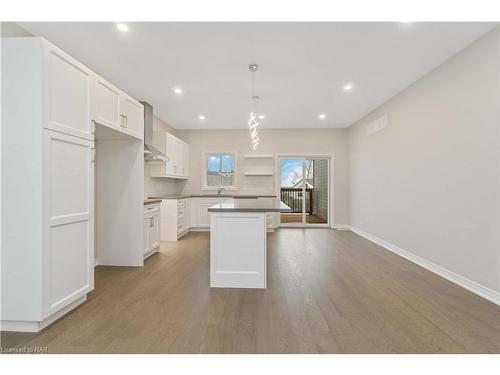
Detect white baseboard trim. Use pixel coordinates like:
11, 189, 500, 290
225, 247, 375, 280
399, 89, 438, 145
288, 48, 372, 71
1, 295, 87, 332
332, 224, 350, 230
347, 225, 500, 306
190, 227, 210, 232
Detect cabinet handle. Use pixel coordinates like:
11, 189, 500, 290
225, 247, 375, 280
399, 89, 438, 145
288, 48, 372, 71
123, 115, 128, 128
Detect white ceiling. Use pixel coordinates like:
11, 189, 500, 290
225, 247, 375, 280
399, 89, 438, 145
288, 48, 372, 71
20, 22, 496, 129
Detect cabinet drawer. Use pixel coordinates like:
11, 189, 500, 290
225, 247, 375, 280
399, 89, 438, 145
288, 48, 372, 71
144, 204, 160, 215
177, 223, 184, 233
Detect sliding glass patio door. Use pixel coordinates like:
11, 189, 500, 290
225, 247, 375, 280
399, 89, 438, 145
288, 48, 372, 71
279, 156, 329, 227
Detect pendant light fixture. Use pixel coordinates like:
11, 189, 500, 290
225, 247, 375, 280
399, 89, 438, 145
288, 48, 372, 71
248, 63, 260, 150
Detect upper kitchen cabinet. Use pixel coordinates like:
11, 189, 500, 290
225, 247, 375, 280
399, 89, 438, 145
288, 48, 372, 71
150, 132, 189, 179
44, 39, 93, 140
91, 74, 144, 140
119, 94, 144, 139
92, 76, 121, 130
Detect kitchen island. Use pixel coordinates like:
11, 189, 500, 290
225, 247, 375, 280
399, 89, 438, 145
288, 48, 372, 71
208, 199, 291, 289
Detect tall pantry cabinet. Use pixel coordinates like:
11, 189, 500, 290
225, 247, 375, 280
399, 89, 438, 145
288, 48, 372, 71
1, 37, 95, 332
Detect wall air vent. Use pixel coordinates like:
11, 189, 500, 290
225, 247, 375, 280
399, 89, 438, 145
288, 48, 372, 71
366, 115, 387, 136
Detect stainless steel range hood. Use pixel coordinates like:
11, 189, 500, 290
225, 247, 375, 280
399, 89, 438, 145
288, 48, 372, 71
141, 101, 168, 161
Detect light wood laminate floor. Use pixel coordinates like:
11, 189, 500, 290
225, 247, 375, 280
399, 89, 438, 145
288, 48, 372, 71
2, 229, 499, 353
280, 213, 328, 223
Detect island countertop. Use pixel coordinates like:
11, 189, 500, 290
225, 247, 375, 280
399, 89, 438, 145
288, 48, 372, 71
149, 194, 277, 200
208, 199, 291, 213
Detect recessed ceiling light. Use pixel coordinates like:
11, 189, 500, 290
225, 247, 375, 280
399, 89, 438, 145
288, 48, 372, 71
198, 115, 206, 120
258, 114, 265, 120
343, 83, 353, 91
173, 87, 183, 95
116, 23, 129, 32
318, 113, 327, 120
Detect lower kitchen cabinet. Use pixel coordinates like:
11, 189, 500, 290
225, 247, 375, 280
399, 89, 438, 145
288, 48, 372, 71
190, 198, 233, 228
157, 197, 277, 241
159, 199, 191, 241
144, 203, 160, 258
44, 130, 95, 316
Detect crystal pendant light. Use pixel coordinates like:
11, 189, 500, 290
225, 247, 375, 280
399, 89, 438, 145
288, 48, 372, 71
247, 64, 260, 150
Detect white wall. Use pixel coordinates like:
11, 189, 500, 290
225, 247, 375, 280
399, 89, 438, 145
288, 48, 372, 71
0, 22, 32, 37
348, 29, 500, 294
176, 128, 350, 225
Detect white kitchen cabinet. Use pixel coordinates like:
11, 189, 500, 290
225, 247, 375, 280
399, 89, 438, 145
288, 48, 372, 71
144, 203, 160, 257
119, 94, 144, 139
256, 198, 278, 232
150, 132, 189, 179
92, 76, 121, 130
166, 133, 177, 175
166, 133, 189, 178
181, 141, 190, 177
92, 75, 144, 140
159, 198, 191, 241
43, 40, 93, 141
144, 216, 150, 254
42, 130, 94, 316
150, 214, 160, 251
43, 130, 95, 316
2, 37, 94, 332
190, 198, 233, 228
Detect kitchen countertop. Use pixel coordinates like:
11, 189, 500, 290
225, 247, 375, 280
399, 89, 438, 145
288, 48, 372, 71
148, 194, 277, 200
208, 199, 291, 213
144, 199, 162, 205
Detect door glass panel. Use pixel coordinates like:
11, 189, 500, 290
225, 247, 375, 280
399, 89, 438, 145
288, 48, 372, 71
280, 159, 304, 224
305, 158, 328, 224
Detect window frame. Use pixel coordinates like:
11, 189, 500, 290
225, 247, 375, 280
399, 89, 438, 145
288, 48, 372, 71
201, 151, 238, 190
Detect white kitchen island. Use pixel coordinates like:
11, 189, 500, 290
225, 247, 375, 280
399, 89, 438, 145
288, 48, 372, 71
208, 199, 291, 289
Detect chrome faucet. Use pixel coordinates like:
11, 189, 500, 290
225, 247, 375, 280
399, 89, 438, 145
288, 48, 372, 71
217, 186, 224, 195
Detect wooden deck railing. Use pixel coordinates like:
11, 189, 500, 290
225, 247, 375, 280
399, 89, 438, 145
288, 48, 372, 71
280, 188, 313, 214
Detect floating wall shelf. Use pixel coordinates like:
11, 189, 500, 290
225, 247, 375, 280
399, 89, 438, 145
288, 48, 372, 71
243, 171, 274, 176
243, 154, 274, 159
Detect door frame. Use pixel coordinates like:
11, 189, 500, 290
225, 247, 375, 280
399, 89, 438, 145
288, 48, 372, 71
275, 153, 335, 228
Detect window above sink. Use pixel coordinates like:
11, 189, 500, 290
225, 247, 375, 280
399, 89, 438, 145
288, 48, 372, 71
202, 152, 237, 190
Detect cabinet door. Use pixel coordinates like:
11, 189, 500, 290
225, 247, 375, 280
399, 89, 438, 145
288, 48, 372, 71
44, 43, 92, 140
43, 130, 94, 317
193, 199, 233, 227
197, 203, 212, 227
182, 199, 190, 230
165, 133, 177, 175
181, 141, 189, 177
119, 95, 144, 140
149, 214, 160, 250
92, 76, 121, 130
144, 215, 150, 254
